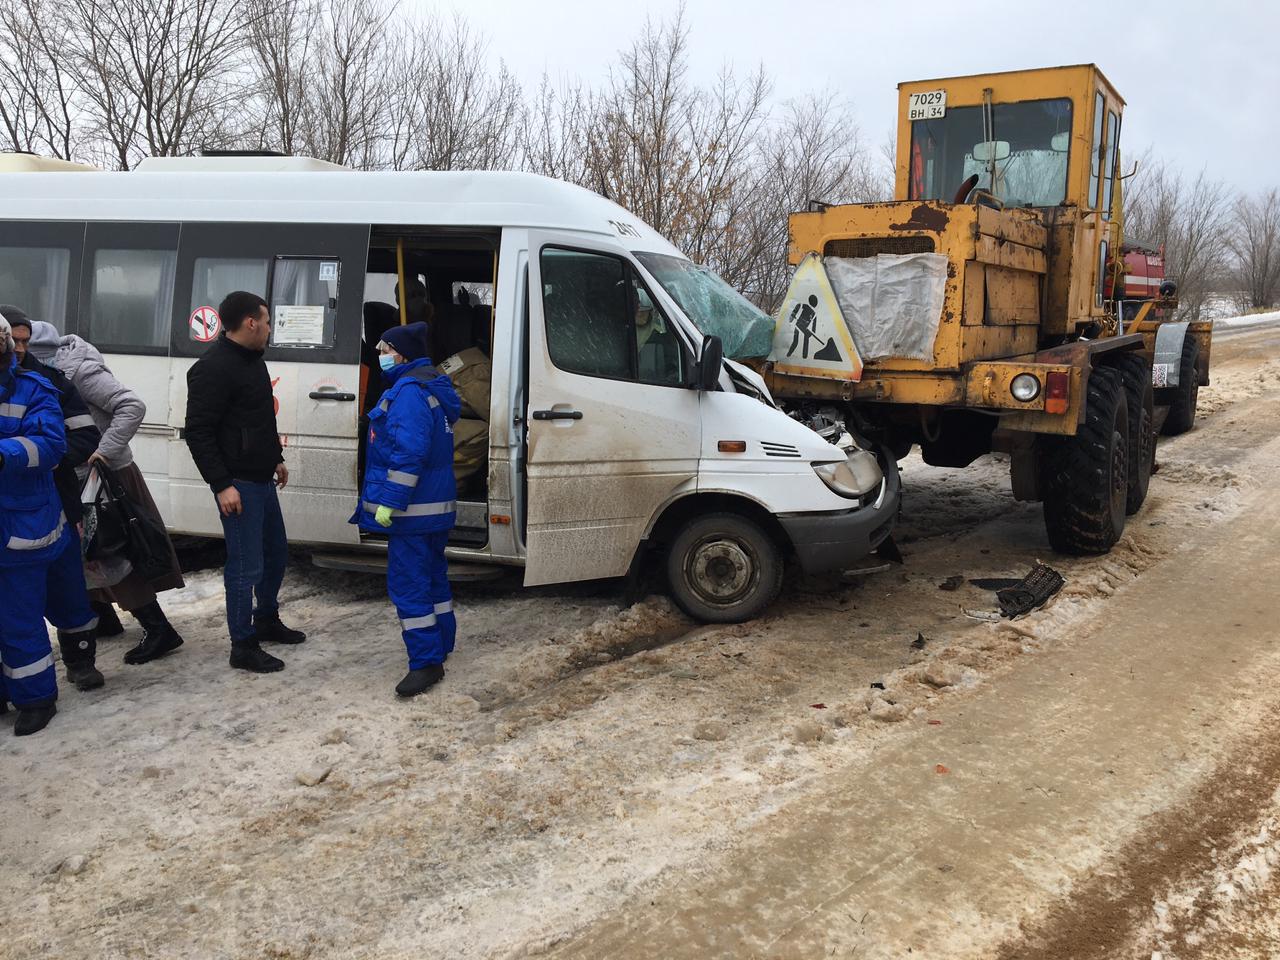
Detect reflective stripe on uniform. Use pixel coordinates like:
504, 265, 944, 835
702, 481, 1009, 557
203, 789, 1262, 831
427, 394, 439, 408
7, 512, 66, 551
63, 616, 100, 635
0, 402, 27, 418
387, 470, 419, 487
434, 601, 453, 615
2, 653, 55, 680
364, 499, 455, 517
378, 398, 390, 412
65, 414, 96, 430
16, 435, 39, 467
400, 614, 438, 631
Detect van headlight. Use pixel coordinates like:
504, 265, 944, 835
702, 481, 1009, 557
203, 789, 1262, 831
813, 451, 883, 499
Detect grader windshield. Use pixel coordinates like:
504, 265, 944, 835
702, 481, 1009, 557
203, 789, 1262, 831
909, 98, 1073, 208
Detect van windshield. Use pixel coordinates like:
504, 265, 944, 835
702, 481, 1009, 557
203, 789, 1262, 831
634, 252, 775, 360
909, 98, 1073, 207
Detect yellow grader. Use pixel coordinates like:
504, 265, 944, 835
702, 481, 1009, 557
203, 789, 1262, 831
763, 64, 1212, 554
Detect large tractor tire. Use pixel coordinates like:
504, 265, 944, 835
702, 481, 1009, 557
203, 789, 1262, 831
666, 513, 784, 623
1161, 336, 1201, 436
1041, 367, 1130, 555
1113, 352, 1156, 515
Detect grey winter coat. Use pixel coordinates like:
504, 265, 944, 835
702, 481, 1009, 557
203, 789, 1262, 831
32, 327, 145, 469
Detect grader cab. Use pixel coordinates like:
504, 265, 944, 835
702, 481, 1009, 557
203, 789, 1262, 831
763, 64, 1212, 555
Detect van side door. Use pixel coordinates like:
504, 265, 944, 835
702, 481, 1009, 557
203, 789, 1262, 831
167, 223, 369, 542
522, 232, 701, 586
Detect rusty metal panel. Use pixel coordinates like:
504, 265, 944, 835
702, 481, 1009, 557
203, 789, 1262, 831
976, 234, 1047, 273
823, 236, 935, 258
960, 324, 1039, 361
962, 261, 985, 327
977, 206, 1048, 249
983, 265, 1041, 326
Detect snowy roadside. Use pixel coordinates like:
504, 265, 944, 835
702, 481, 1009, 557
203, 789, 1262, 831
1, 324, 1278, 959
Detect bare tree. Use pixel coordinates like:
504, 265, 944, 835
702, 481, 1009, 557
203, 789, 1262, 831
384, 14, 524, 171
1125, 156, 1232, 320
1229, 188, 1280, 310
0, 0, 84, 158
240, 0, 320, 156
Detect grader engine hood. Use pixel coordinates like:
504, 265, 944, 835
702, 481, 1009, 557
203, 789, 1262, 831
774, 200, 1049, 381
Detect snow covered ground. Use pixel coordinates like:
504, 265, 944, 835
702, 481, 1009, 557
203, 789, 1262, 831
1, 317, 1279, 959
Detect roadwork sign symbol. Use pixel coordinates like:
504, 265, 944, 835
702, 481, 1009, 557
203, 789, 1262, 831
770, 254, 863, 381
190, 306, 221, 342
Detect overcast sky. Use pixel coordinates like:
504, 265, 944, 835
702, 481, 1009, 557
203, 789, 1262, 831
419, 0, 1278, 194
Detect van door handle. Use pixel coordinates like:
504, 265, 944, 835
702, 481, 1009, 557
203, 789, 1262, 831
531, 409, 583, 421
309, 391, 356, 401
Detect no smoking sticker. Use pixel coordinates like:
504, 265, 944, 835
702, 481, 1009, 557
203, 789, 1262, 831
190, 306, 221, 342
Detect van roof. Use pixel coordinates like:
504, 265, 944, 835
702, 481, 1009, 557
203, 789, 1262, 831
0, 166, 684, 257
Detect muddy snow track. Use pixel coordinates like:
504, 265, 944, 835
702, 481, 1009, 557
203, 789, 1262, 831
2, 321, 1279, 960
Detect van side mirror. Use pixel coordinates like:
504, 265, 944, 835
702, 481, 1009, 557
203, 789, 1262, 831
696, 335, 723, 391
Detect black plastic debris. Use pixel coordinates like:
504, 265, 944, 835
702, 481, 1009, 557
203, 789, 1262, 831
938, 575, 964, 591
996, 564, 1065, 618
870, 681, 886, 690
911, 633, 927, 650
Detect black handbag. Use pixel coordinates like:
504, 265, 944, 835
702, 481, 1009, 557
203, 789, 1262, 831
83, 463, 171, 579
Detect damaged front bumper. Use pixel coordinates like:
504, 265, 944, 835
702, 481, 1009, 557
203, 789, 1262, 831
777, 457, 902, 575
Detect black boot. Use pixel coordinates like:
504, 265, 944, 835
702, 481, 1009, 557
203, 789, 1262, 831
253, 613, 306, 645
14, 701, 57, 736
93, 600, 125, 638
229, 642, 285, 673
395, 664, 444, 698
123, 601, 184, 665
58, 629, 105, 691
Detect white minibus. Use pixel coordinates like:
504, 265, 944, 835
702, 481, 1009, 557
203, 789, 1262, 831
0, 153, 899, 622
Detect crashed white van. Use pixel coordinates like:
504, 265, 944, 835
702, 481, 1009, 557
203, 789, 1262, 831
0, 153, 899, 621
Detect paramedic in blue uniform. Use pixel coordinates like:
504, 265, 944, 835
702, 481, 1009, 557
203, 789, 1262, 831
0, 312, 69, 735
351, 321, 460, 697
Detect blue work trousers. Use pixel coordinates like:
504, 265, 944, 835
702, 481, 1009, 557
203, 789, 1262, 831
46, 527, 97, 643
386, 532, 454, 669
218, 480, 288, 644
0, 548, 67, 708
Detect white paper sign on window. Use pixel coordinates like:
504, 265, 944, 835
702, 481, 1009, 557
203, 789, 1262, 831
273, 304, 326, 346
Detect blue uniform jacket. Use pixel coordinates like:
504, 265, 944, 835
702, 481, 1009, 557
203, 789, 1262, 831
0, 357, 69, 566
352, 358, 461, 535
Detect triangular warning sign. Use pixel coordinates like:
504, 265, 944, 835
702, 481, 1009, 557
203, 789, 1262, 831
770, 253, 863, 381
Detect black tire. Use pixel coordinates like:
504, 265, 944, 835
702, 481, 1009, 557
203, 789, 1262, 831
1113, 353, 1155, 515
1040, 367, 1129, 555
1161, 337, 1201, 436
666, 513, 784, 623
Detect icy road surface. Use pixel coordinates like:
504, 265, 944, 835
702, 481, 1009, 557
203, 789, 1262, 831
2, 317, 1279, 959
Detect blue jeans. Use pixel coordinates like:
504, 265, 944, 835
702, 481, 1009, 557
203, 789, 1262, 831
218, 480, 288, 644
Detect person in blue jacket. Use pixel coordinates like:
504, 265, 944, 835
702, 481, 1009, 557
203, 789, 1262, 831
0, 313, 69, 735
351, 321, 460, 697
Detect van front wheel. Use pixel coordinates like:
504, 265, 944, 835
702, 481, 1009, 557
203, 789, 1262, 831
666, 513, 783, 623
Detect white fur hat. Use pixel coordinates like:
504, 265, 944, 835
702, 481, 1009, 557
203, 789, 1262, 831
0, 312, 13, 356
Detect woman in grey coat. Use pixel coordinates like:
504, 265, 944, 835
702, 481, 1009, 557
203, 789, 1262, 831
27, 320, 186, 665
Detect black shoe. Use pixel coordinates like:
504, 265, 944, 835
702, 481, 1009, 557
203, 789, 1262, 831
123, 601, 184, 665
58, 629, 105, 691
229, 643, 285, 673
15, 702, 56, 736
254, 614, 306, 645
395, 664, 444, 698
93, 600, 125, 638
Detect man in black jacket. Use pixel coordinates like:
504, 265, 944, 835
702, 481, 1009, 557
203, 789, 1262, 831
184, 291, 305, 674
8, 307, 107, 692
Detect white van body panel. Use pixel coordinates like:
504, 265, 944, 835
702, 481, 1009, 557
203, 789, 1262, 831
0, 164, 899, 599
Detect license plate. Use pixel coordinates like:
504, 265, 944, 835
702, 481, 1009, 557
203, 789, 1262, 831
908, 90, 947, 121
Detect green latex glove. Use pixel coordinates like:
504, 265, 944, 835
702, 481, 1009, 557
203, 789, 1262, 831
374, 504, 394, 528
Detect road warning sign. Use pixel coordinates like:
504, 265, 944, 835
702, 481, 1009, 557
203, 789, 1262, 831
770, 253, 863, 381
190, 306, 221, 343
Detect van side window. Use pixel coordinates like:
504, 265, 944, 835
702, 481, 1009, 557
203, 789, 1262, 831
270, 256, 339, 349
89, 248, 176, 349
541, 247, 684, 387
189, 257, 269, 341
0, 246, 70, 326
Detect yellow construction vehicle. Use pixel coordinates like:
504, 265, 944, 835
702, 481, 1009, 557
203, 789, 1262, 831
761, 64, 1212, 554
